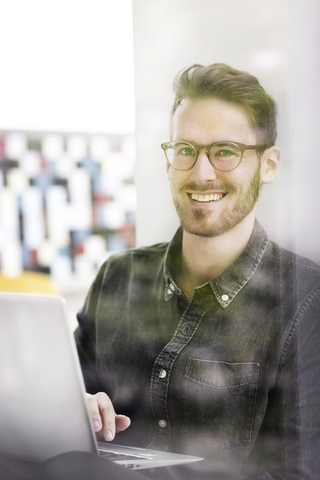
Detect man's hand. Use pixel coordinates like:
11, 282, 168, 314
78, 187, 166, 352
86, 392, 131, 441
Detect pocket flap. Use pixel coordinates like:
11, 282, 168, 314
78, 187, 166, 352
185, 359, 260, 388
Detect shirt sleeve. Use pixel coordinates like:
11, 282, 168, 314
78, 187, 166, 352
75, 261, 110, 395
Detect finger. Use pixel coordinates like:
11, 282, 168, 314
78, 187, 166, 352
115, 414, 131, 433
86, 393, 103, 433
95, 392, 117, 441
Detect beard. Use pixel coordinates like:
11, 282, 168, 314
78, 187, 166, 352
171, 165, 261, 238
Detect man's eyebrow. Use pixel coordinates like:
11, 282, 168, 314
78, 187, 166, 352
173, 139, 239, 145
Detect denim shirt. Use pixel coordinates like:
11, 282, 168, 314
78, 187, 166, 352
76, 220, 320, 480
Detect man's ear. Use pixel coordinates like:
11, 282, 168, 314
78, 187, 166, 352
166, 160, 171, 176
260, 146, 281, 184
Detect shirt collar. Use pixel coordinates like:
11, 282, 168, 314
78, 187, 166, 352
163, 220, 269, 306
164, 227, 184, 301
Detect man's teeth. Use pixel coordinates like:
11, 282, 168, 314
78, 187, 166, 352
191, 193, 224, 202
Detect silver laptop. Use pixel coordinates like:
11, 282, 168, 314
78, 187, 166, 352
0, 292, 202, 470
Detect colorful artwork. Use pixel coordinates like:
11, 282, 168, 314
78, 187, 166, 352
0, 132, 136, 287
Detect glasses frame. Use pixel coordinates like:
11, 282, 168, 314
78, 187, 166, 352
161, 140, 271, 172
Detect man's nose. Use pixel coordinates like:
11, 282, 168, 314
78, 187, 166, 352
190, 149, 218, 183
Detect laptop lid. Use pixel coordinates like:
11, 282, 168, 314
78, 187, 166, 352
0, 292, 97, 462
0, 292, 203, 470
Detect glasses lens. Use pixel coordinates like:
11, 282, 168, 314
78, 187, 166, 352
209, 142, 241, 171
165, 142, 196, 170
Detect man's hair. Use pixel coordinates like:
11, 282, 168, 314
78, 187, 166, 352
171, 63, 277, 146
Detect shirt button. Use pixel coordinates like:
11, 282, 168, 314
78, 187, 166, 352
159, 369, 167, 379
159, 419, 167, 428
221, 294, 229, 301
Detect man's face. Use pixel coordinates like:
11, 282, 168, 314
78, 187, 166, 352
167, 97, 262, 238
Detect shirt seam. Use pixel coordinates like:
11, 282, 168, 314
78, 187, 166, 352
264, 249, 320, 276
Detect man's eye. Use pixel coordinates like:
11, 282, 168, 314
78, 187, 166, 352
180, 148, 194, 155
215, 149, 235, 157
175, 146, 195, 156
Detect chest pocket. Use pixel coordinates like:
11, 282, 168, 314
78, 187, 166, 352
182, 359, 260, 450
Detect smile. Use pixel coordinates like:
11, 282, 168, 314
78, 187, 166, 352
189, 193, 225, 203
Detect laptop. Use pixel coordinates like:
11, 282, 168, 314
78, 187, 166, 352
0, 292, 203, 470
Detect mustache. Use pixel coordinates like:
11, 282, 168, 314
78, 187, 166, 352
178, 181, 235, 194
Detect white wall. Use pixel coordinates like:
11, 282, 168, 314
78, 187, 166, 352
133, 0, 320, 265
0, 0, 135, 135
287, 0, 320, 262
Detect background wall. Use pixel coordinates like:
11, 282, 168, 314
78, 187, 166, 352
133, 0, 320, 265
0, 0, 135, 135
0, 0, 136, 328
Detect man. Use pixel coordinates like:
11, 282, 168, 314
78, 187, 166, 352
76, 64, 320, 479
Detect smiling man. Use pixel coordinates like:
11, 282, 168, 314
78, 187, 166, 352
76, 64, 320, 480
162, 92, 280, 298
166, 98, 267, 238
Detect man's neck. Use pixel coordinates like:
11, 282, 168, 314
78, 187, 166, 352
176, 215, 256, 300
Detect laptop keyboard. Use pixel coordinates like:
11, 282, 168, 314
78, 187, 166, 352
98, 449, 152, 462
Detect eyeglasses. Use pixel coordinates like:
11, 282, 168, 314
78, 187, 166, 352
161, 140, 270, 172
